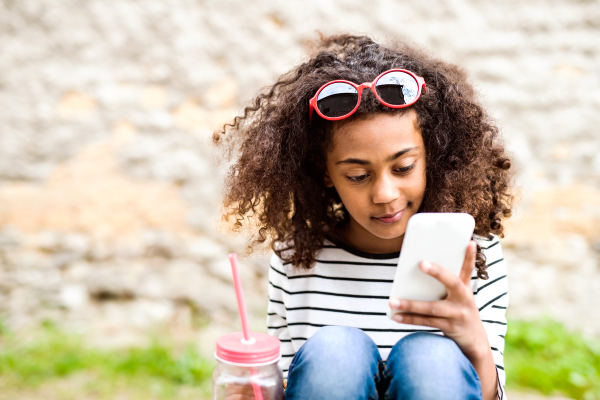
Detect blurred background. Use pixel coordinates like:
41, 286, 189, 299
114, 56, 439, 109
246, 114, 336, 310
0, 0, 599, 399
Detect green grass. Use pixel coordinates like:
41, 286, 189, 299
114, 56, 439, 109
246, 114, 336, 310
0, 320, 215, 399
505, 319, 600, 399
1, 317, 600, 399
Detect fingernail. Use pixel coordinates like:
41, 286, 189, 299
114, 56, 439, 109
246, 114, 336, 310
421, 260, 432, 271
394, 314, 403, 322
390, 298, 401, 309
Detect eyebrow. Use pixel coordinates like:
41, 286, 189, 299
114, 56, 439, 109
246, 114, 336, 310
335, 147, 418, 165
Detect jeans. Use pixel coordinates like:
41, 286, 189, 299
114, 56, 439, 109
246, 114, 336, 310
284, 326, 482, 400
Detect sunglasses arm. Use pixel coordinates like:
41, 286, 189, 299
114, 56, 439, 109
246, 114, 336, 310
417, 76, 427, 94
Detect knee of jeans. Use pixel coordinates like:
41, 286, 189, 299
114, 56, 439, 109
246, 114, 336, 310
386, 333, 481, 399
304, 326, 378, 357
287, 326, 380, 397
390, 332, 463, 367
308, 326, 373, 347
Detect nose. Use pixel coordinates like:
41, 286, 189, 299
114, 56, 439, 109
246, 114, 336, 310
372, 173, 399, 204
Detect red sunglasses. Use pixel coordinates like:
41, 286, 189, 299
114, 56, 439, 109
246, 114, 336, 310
308, 69, 427, 122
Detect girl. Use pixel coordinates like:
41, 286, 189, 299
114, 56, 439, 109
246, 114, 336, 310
215, 34, 512, 400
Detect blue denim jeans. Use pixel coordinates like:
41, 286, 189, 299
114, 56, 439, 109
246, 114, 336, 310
285, 326, 482, 400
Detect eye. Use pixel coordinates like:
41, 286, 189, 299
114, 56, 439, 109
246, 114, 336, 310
394, 164, 416, 174
347, 174, 369, 182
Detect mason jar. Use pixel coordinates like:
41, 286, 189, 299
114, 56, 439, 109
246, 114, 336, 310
212, 331, 283, 400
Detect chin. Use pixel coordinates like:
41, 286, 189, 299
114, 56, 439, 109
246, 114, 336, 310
369, 225, 407, 240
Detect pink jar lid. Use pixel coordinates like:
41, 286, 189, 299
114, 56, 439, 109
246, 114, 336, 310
216, 332, 280, 365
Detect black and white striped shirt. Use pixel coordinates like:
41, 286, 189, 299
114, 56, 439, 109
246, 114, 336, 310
267, 235, 508, 399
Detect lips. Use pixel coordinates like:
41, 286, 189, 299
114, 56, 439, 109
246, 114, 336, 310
373, 208, 405, 224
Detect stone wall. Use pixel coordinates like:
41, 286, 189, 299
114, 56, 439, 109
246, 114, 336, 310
0, 0, 599, 346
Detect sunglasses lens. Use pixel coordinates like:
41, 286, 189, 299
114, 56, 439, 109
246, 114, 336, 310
375, 71, 419, 106
317, 82, 359, 118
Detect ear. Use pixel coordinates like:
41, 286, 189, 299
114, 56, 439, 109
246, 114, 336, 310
323, 170, 334, 188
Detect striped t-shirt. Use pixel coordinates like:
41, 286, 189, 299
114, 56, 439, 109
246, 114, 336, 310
267, 235, 508, 399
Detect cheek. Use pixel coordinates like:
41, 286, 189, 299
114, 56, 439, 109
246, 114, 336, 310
418, 166, 427, 191
407, 166, 427, 201
336, 185, 362, 208
332, 183, 368, 217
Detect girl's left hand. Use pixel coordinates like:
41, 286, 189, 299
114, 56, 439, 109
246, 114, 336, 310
388, 240, 489, 360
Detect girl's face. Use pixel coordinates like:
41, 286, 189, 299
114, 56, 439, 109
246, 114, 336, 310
324, 110, 427, 254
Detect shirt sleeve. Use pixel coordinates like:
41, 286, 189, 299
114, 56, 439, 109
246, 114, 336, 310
267, 253, 294, 378
473, 236, 509, 400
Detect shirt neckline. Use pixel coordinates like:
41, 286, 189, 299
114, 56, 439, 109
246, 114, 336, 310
325, 237, 400, 260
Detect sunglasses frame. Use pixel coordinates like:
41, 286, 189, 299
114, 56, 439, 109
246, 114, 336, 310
308, 69, 427, 122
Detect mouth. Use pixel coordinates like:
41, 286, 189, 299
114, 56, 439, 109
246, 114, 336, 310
372, 208, 405, 224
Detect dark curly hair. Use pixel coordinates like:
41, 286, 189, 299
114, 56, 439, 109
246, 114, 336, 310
214, 34, 513, 279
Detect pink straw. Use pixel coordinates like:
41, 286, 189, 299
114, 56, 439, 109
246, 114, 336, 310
229, 253, 251, 342
228, 253, 263, 400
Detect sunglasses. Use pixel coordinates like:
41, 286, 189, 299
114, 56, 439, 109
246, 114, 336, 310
309, 69, 427, 122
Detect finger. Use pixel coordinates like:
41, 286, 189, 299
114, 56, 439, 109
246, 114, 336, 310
391, 298, 452, 318
419, 259, 463, 294
458, 240, 477, 285
392, 312, 450, 330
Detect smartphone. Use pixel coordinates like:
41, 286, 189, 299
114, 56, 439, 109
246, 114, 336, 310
387, 212, 475, 320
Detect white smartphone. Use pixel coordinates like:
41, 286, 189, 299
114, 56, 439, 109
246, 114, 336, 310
387, 212, 475, 320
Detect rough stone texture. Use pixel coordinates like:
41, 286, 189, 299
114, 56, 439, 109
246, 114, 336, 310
0, 0, 599, 349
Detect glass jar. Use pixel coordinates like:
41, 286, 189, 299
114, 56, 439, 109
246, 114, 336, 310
212, 360, 283, 400
213, 331, 283, 400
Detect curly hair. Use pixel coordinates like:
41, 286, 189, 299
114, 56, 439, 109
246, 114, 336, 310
214, 34, 513, 279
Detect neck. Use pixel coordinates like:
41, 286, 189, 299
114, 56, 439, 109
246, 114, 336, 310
336, 217, 404, 254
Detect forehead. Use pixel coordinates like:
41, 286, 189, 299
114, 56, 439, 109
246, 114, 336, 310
328, 111, 422, 160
